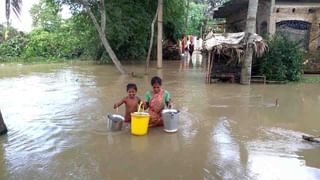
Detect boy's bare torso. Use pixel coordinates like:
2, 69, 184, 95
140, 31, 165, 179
124, 96, 140, 121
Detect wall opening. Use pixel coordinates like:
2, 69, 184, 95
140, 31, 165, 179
276, 20, 311, 50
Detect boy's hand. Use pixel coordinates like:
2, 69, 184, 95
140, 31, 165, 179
113, 104, 117, 109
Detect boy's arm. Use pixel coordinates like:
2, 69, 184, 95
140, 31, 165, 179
114, 98, 125, 109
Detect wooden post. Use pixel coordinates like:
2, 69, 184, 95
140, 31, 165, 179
206, 51, 212, 83
157, 0, 163, 68
209, 51, 214, 83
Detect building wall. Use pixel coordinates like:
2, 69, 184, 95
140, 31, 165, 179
257, 1, 271, 35
274, 6, 320, 51
225, 9, 247, 32
225, 1, 273, 35
310, 9, 320, 51
225, 2, 320, 51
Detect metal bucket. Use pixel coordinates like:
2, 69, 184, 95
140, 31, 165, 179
161, 109, 179, 133
107, 114, 124, 131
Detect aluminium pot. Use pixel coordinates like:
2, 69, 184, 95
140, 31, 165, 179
161, 109, 179, 133
107, 114, 124, 131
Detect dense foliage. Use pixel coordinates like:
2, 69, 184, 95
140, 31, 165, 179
258, 33, 304, 81
0, 0, 212, 62
186, 2, 206, 36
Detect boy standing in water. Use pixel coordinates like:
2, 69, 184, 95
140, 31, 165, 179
114, 83, 141, 123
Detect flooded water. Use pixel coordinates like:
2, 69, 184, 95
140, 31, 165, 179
0, 55, 320, 180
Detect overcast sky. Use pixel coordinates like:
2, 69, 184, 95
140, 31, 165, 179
0, 0, 71, 32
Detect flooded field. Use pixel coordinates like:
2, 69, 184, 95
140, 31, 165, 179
0, 57, 320, 179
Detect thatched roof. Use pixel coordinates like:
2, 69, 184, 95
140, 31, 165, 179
203, 32, 267, 63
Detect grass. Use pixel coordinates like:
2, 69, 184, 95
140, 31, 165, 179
0, 57, 67, 64
300, 75, 320, 83
0, 56, 99, 65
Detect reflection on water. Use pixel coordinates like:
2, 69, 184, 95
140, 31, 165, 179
179, 51, 203, 71
0, 62, 320, 179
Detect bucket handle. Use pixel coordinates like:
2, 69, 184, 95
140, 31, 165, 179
138, 101, 144, 112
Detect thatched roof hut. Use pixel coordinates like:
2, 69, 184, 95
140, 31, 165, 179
203, 32, 267, 83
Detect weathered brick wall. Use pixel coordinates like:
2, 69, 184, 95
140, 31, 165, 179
226, 1, 270, 34
274, 7, 320, 51
309, 9, 320, 51
226, 9, 247, 32
257, 1, 271, 35
225, 2, 320, 51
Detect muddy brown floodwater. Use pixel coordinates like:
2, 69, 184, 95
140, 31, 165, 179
0, 54, 320, 179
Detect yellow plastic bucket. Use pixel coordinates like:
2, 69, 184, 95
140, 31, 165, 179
131, 102, 150, 135
131, 112, 150, 135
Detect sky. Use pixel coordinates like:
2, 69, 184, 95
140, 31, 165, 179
0, 0, 71, 32
0, 0, 39, 32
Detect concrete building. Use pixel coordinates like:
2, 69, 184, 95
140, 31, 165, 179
213, 0, 320, 51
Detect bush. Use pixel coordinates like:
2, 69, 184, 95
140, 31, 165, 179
258, 33, 304, 81
0, 33, 27, 57
23, 29, 80, 59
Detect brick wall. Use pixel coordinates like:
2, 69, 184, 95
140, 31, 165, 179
226, 2, 320, 51
274, 7, 320, 51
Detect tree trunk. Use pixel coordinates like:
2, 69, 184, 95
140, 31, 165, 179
99, 0, 106, 33
268, 0, 276, 34
82, 0, 126, 74
0, 110, 8, 135
185, 0, 190, 34
145, 5, 159, 74
240, 0, 259, 85
157, 0, 163, 68
95, 0, 106, 62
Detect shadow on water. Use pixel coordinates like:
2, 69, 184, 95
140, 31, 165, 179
0, 61, 320, 179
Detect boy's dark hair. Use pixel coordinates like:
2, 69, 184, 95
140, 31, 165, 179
127, 83, 137, 91
151, 76, 162, 86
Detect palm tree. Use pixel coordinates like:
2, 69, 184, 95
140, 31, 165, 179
5, 0, 22, 27
240, 0, 259, 84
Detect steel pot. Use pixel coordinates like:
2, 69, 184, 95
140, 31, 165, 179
161, 109, 179, 132
107, 114, 124, 131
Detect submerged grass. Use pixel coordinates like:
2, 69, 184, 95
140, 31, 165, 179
300, 75, 320, 83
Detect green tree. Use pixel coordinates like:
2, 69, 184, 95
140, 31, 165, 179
30, 0, 63, 31
186, 2, 205, 36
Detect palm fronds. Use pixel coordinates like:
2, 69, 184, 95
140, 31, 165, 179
5, 0, 22, 26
